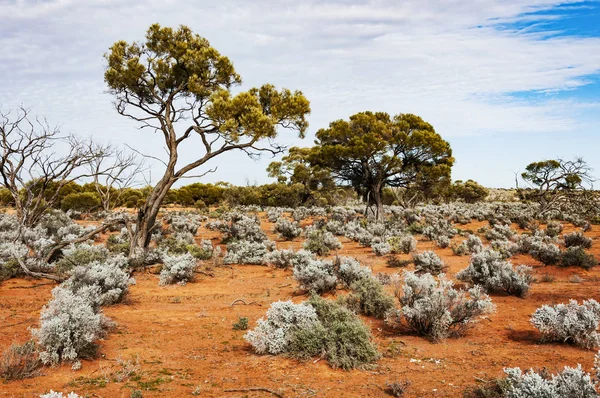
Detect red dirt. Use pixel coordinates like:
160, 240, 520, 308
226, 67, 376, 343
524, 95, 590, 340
1, 218, 600, 397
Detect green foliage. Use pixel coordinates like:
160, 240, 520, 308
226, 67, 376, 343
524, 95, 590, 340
0, 259, 21, 281
309, 111, 453, 213
341, 277, 395, 319
232, 317, 249, 331
60, 192, 101, 212
288, 296, 380, 370
560, 247, 598, 270
449, 180, 489, 203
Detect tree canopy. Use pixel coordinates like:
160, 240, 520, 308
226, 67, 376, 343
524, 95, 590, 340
104, 24, 310, 254
308, 111, 453, 218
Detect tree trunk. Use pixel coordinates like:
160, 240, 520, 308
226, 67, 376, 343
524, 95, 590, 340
372, 184, 384, 222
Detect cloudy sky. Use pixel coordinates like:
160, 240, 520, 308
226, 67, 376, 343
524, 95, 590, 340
1, 0, 599, 188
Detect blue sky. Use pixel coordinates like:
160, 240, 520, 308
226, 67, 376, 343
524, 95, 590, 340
1, 0, 599, 188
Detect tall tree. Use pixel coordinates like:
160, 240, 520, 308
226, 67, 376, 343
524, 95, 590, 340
104, 24, 310, 257
310, 112, 453, 219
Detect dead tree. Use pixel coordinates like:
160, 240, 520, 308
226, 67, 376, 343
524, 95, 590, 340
0, 107, 120, 228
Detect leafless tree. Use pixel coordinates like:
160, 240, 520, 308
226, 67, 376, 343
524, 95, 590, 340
90, 149, 145, 211
0, 107, 117, 228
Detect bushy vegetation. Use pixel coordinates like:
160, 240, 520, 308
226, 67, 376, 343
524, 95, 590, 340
563, 231, 593, 249
386, 271, 495, 342
560, 246, 598, 269
293, 257, 338, 293
341, 277, 395, 319
530, 299, 600, 349
412, 250, 445, 275
456, 249, 533, 297
159, 253, 197, 285
274, 217, 302, 240
302, 227, 342, 256
503, 366, 598, 398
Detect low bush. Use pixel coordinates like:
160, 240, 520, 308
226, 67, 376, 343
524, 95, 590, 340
341, 277, 395, 319
60, 192, 101, 212
293, 258, 337, 293
287, 295, 380, 370
274, 217, 302, 240
223, 240, 271, 265
159, 253, 197, 285
530, 299, 600, 349
560, 247, 598, 270
545, 221, 563, 237
456, 249, 533, 297
372, 242, 391, 256
503, 366, 598, 398
337, 257, 372, 287
563, 231, 593, 249
386, 271, 495, 341
303, 227, 342, 256
263, 249, 314, 269
0, 341, 41, 382
387, 256, 411, 268
61, 256, 133, 308
412, 251, 445, 275
32, 287, 109, 368
53, 244, 109, 276
529, 240, 562, 265
39, 392, 81, 398
388, 235, 417, 254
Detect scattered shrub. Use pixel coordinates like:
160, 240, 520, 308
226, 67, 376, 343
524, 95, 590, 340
386, 271, 495, 341
159, 253, 197, 285
545, 221, 563, 237
503, 366, 598, 398
388, 235, 417, 254
387, 256, 411, 268
384, 380, 411, 397
337, 257, 372, 287
560, 247, 598, 270
529, 240, 562, 265
32, 287, 108, 368
287, 295, 380, 370
53, 244, 109, 276
456, 249, 533, 297
303, 227, 341, 256
233, 317, 249, 331
563, 231, 593, 249
530, 299, 600, 349
0, 341, 41, 382
293, 258, 337, 293
223, 240, 271, 265
341, 277, 395, 319
244, 300, 321, 355
412, 251, 445, 275
61, 256, 133, 308
372, 242, 391, 256
274, 218, 302, 240
60, 192, 101, 212
39, 392, 81, 398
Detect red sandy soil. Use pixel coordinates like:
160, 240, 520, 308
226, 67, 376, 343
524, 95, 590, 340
1, 217, 600, 397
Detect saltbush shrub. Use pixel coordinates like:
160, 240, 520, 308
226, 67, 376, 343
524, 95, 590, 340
293, 258, 337, 293
560, 247, 598, 270
503, 366, 598, 398
412, 251, 445, 275
223, 240, 271, 265
274, 217, 302, 240
39, 392, 81, 398
529, 240, 562, 265
32, 288, 108, 368
53, 244, 109, 276
341, 277, 395, 319
530, 299, 600, 349
0, 340, 40, 382
303, 227, 341, 256
61, 256, 133, 308
545, 221, 563, 237
159, 253, 197, 285
385, 271, 495, 341
288, 295, 380, 370
456, 249, 533, 297
263, 249, 314, 269
337, 257, 372, 287
372, 241, 391, 256
563, 231, 593, 249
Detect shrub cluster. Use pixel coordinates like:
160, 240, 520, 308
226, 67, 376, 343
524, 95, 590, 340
456, 249, 533, 297
274, 217, 302, 240
386, 271, 495, 341
303, 227, 342, 256
563, 231, 593, 249
530, 299, 600, 349
159, 253, 197, 285
412, 251, 445, 275
503, 366, 598, 398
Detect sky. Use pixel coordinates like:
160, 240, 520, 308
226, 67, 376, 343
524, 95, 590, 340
1, 0, 599, 188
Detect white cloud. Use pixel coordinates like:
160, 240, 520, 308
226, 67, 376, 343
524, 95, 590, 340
0, 0, 599, 186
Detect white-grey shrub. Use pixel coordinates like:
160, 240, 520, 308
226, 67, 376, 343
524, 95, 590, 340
244, 300, 321, 354
372, 242, 391, 256
39, 391, 81, 398
159, 253, 197, 285
563, 231, 593, 249
504, 365, 598, 398
337, 257, 372, 287
32, 287, 108, 368
303, 227, 342, 256
223, 240, 270, 265
263, 249, 315, 269
413, 251, 445, 275
530, 299, 600, 349
484, 223, 515, 241
385, 271, 495, 341
490, 239, 519, 259
545, 221, 563, 237
292, 207, 309, 222
435, 235, 450, 249
529, 238, 562, 265
456, 249, 532, 297
62, 256, 134, 308
266, 208, 283, 222
228, 215, 268, 243
274, 217, 302, 240
293, 258, 337, 293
